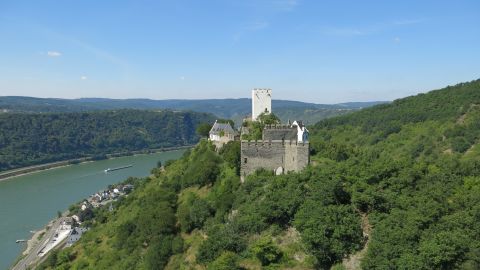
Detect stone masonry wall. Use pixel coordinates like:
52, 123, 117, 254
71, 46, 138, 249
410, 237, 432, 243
240, 140, 309, 181
262, 127, 297, 141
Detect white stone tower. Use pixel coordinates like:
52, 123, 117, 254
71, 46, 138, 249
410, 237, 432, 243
252, 88, 272, 121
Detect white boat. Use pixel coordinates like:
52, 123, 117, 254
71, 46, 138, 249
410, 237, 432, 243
104, 164, 133, 173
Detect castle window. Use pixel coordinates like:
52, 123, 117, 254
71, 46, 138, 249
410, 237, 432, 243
244, 158, 248, 164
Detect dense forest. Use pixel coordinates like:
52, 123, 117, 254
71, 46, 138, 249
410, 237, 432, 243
38, 79, 480, 269
0, 110, 214, 171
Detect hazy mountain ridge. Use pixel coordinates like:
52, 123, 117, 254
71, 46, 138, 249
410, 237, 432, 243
0, 96, 387, 125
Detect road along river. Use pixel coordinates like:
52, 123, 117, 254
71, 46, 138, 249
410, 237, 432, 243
0, 150, 185, 270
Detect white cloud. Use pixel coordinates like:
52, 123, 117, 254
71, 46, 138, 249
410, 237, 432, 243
80, 76, 87, 80
179, 76, 185, 80
47, 51, 62, 57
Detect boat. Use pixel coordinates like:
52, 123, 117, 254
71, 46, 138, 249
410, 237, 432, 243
104, 164, 133, 173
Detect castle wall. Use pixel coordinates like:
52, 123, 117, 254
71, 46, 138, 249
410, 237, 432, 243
210, 133, 235, 150
262, 126, 297, 141
240, 140, 309, 181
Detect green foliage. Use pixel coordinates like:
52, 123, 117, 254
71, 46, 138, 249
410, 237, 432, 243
219, 141, 241, 175
309, 79, 480, 269
257, 112, 281, 125
251, 236, 283, 266
144, 236, 175, 270
181, 140, 222, 187
241, 112, 281, 140
294, 203, 363, 268
177, 193, 213, 233
207, 251, 243, 270
196, 122, 212, 137
197, 224, 246, 264
0, 109, 214, 171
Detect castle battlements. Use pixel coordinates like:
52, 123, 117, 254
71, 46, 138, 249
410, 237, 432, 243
241, 139, 308, 146
263, 124, 292, 129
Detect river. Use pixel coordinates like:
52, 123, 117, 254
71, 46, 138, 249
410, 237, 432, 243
0, 150, 185, 270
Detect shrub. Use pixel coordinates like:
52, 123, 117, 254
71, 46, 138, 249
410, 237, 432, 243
251, 236, 283, 266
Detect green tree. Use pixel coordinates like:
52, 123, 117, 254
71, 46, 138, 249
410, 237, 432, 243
207, 251, 243, 270
145, 236, 173, 270
294, 203, 363, 268
251, 236, 283, 266
196, 123, 212, 137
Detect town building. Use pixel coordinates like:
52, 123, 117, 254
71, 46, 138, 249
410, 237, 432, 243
66, 227, 89, 247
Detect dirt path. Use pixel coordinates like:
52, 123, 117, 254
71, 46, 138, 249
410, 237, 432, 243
342, 213, 371, 270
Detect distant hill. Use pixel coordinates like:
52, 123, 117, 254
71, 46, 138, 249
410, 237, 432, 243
0, 109, 214, 172
0, 96, 387, 125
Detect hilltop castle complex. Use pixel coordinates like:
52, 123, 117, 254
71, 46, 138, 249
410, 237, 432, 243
208, 88, 310, 182
240, 89, 310, 182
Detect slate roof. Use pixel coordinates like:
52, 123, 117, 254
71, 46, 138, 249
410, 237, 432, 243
209, 121, 236, 135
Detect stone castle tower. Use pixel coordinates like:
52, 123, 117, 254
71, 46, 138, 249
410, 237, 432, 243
252, 88, 272, 121
241, 89, 309, 182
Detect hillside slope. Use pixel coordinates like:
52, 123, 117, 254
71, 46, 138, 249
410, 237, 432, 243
310, 79, 480, 269
0, 110, 214, 172
37, 79, 480, 270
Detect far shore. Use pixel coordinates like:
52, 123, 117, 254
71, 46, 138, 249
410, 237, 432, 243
0, 145, 192, 182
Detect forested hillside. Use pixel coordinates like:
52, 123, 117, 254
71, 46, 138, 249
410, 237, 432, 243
0, 110, 214, 171
38, 79, 480, 270
309, 79, 480, 269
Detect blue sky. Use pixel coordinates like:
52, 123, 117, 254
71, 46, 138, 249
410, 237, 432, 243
0, 0, 479, 103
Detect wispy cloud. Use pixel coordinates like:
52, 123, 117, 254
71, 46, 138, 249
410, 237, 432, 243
71, 39, 128, 69
36, 23, 129, 75
320, 27, 366, 37
47, 51, 62, 57
393, 18, 425, 26
80, 75, 87, 80
233, 20, 270, 42
319, 18, 426, 37
271, 0, 299, 11
250, 21, 270, 30
238, 0, 300, 12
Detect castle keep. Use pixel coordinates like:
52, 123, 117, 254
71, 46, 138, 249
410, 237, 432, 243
241, 89, 309, 181
252, 88, 272, 121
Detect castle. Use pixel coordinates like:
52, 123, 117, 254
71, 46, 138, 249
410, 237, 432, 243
251, 88, 272, 121
240, 89, 310, 182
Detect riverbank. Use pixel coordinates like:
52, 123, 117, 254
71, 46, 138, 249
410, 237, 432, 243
11, 178, 133, 270
0, 145, 192, 182
11, 216, 69, 270
1, 149, 187, 270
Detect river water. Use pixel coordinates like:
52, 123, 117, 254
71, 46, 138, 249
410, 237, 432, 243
0, 150, 185, 270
